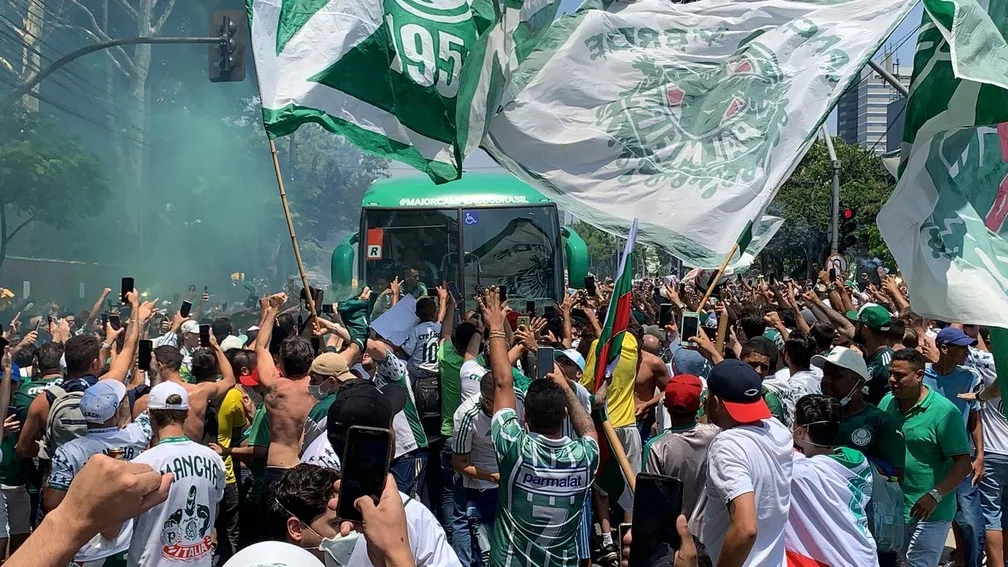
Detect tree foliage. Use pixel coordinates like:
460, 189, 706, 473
0, 108, 111, 269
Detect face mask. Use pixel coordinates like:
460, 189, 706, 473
308, 381, 331, 401
838, 380, 863, 407
319, 532, 360, 567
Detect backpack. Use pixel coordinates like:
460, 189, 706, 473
866, 459, 904, 553
42, 385, 88, 459
411, 371, 442, 438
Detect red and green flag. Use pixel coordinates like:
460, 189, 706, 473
592, 218, 638, 392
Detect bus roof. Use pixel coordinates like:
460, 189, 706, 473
361, 173, 554, 208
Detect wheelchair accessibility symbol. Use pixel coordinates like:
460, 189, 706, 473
464, 211, 480, 225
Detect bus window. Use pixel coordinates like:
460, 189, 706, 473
462, 206, 559, 304
362, 209, 459, 317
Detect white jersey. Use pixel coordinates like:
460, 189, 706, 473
971, 348, 1008, 455
48, 413, 153, 562
562, 381, 592, 441
128, 437, 226, 566
373, 350, 428, 459
302, 433, 341, 471
347, 491, 461, 567
451, 393, 525, 490
403, 321, 442, 377
459, 359, 487, 401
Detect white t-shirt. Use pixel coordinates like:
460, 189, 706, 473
373, 351, 426, 459
48, 413, 154, 562
347, 492, 461, 567
971, 348, 1008, 455
301, 433, 341, 471
451, 393, 524, 490
403, 321, 442, 376
128, 438, 227, 566
703, 418, 793, 567
459, 359, 487, 401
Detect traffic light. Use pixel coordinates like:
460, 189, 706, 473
840, 206, 857, 250
209, 11, 247, 82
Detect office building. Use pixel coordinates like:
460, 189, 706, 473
836, 57, 911, 155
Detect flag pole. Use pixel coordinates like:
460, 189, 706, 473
269, 138, 319, 321
602, 419, 636, 492
696, 241, 740, 311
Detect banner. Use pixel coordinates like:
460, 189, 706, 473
876, 0, 1008, 327
482, 0, 916, 267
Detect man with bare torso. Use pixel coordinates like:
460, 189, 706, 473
143, 339, 235, 441
634, 335, 671, 443
255, 293, 318, 509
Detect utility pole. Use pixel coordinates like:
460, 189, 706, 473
868, 59, 910, 97
821, 125, 841, 254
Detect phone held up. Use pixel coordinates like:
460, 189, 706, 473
180, 300, 193, 318
627, 474, 684, 567
199, 324, 211, 348
584, 275, 597, 297
536, 346, 555, 381
679, 311, 700, 346
337, 426, 393, 522
138, 340, 153, 371
658, 303, 674, 328
120, 276, 134, 304
108, 314, 122, 331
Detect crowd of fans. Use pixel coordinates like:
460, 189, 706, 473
0, 267, 996, 567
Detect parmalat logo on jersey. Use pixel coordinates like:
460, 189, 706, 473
515, 463, 590, 496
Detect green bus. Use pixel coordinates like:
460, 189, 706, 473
331, 173, 590, 310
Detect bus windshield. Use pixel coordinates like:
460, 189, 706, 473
362, 209, 459, 302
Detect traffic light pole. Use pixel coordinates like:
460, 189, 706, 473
821, 125, 841, 254
6, 35, 225, 107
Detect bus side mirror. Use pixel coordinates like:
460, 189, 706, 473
562, 226, 589, 289
331, 233, 358, 288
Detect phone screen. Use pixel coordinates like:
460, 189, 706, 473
629, 474, 684, 566
199, 324, 211, 348
679, 312, 699, 344
658, 303, 674, 327
138, 340, 153, 371
525, 300, 536, 316
828, 268, 837, 282
516, 316, 531, 330
101, 313, 108, 328
338, 426, 393, 522
544, 305, 556, 319
584, 276, 597, 297
498, 285, 508, 303
536, 346, 555, 380
121, 277, 134, 303
322, 303, 335, 315
109, 314, 122, 331
180, 300, 193, 318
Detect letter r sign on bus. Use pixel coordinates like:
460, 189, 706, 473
366, 228, 384, 260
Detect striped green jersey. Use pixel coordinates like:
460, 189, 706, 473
374, 348, 428, 457
490, 408, 599, 567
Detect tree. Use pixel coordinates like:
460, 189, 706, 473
0, 108, 111, 270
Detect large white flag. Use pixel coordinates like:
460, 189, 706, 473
482, 0, 916, 267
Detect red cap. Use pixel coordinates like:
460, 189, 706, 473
239, 367, 260, 388
664, 374, 702, 415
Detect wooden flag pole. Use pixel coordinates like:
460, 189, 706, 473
697, 240, 740, 311
601, 418, 637, 493
269, 139, 319, 321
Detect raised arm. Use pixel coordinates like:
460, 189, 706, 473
254, 293, 287, 389
86, 288, 112, 325
103, 292, 155, 384
551, 369, 597, 442
206, 335, 238, 403
480, 288, 515, 414
559, 294, 574, 349
802, 290, 854, 340
439, 289, 456, 344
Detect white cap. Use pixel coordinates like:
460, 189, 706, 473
79, 379, 127, 423
147, 382, 189, 410
181, 320, 200, 334
811, 346, 869, 381
222, 542, 324, 567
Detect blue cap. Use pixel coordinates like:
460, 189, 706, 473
707, 360, 771, 423
555, 349, 585, 372
673, 347, 709, 377
935, 327, 977, 347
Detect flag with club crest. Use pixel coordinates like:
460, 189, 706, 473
245, 0, 556, 183
481, 0, 917, 267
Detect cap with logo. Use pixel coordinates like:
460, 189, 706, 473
79, 379, 127, 423
326, 379, 407, 449
664, 374, 702, 416
935, 327, 978, 347
180, 320, 200, 335
555, 349, 586, 373
309, 353, 355, 382
706, 359, 770, 423
239, 367, 261, 388
858, 305, 891, 332
148, 381, 190, 410
811, 346, 869, 381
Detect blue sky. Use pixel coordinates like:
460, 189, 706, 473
388, 0, 925, 177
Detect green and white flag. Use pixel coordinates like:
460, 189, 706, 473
247, 0, 517, 182
876, 0, 1008, 326
482, 0, 916, 267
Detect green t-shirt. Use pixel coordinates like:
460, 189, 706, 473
246, 405, 271, 503
763, 388, 786, 424
836, 402, 906, 472
438, 342, 465, 437
879, 388, 970, 522
864, 347, 894, 405
0, 376, 63, 486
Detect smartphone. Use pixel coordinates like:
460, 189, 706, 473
498, 285, 508, 303
338, 426, 393, 522
544, 305, 556, 319
322, 303, 335, 315
34, 319, 41, 333
0, 337, 8, 352
311, 337, 322, 355
658, 303, 674, 327
679, 311, 699, 345
828, 268, 837, 282
427, 287, 439, 298
629, 474, 684, 566
199, 324, 211, 348
101, 313, 108, 328
138, 340, 153, 371
120, 277, 134, 303
516, 315, 531, 329
525, 300, 536, 316
447, 282, 462, 303
109, 314, 121, 331
180, 300, 193, 318
584, 275, 597, 297
536, 346, 555, 380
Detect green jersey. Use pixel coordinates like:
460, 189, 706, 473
837, 403, 906, 472
0, 376, 63, 486
246, 405, 270, 504
490, 408, 599, 567
864, 347, 894, 405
